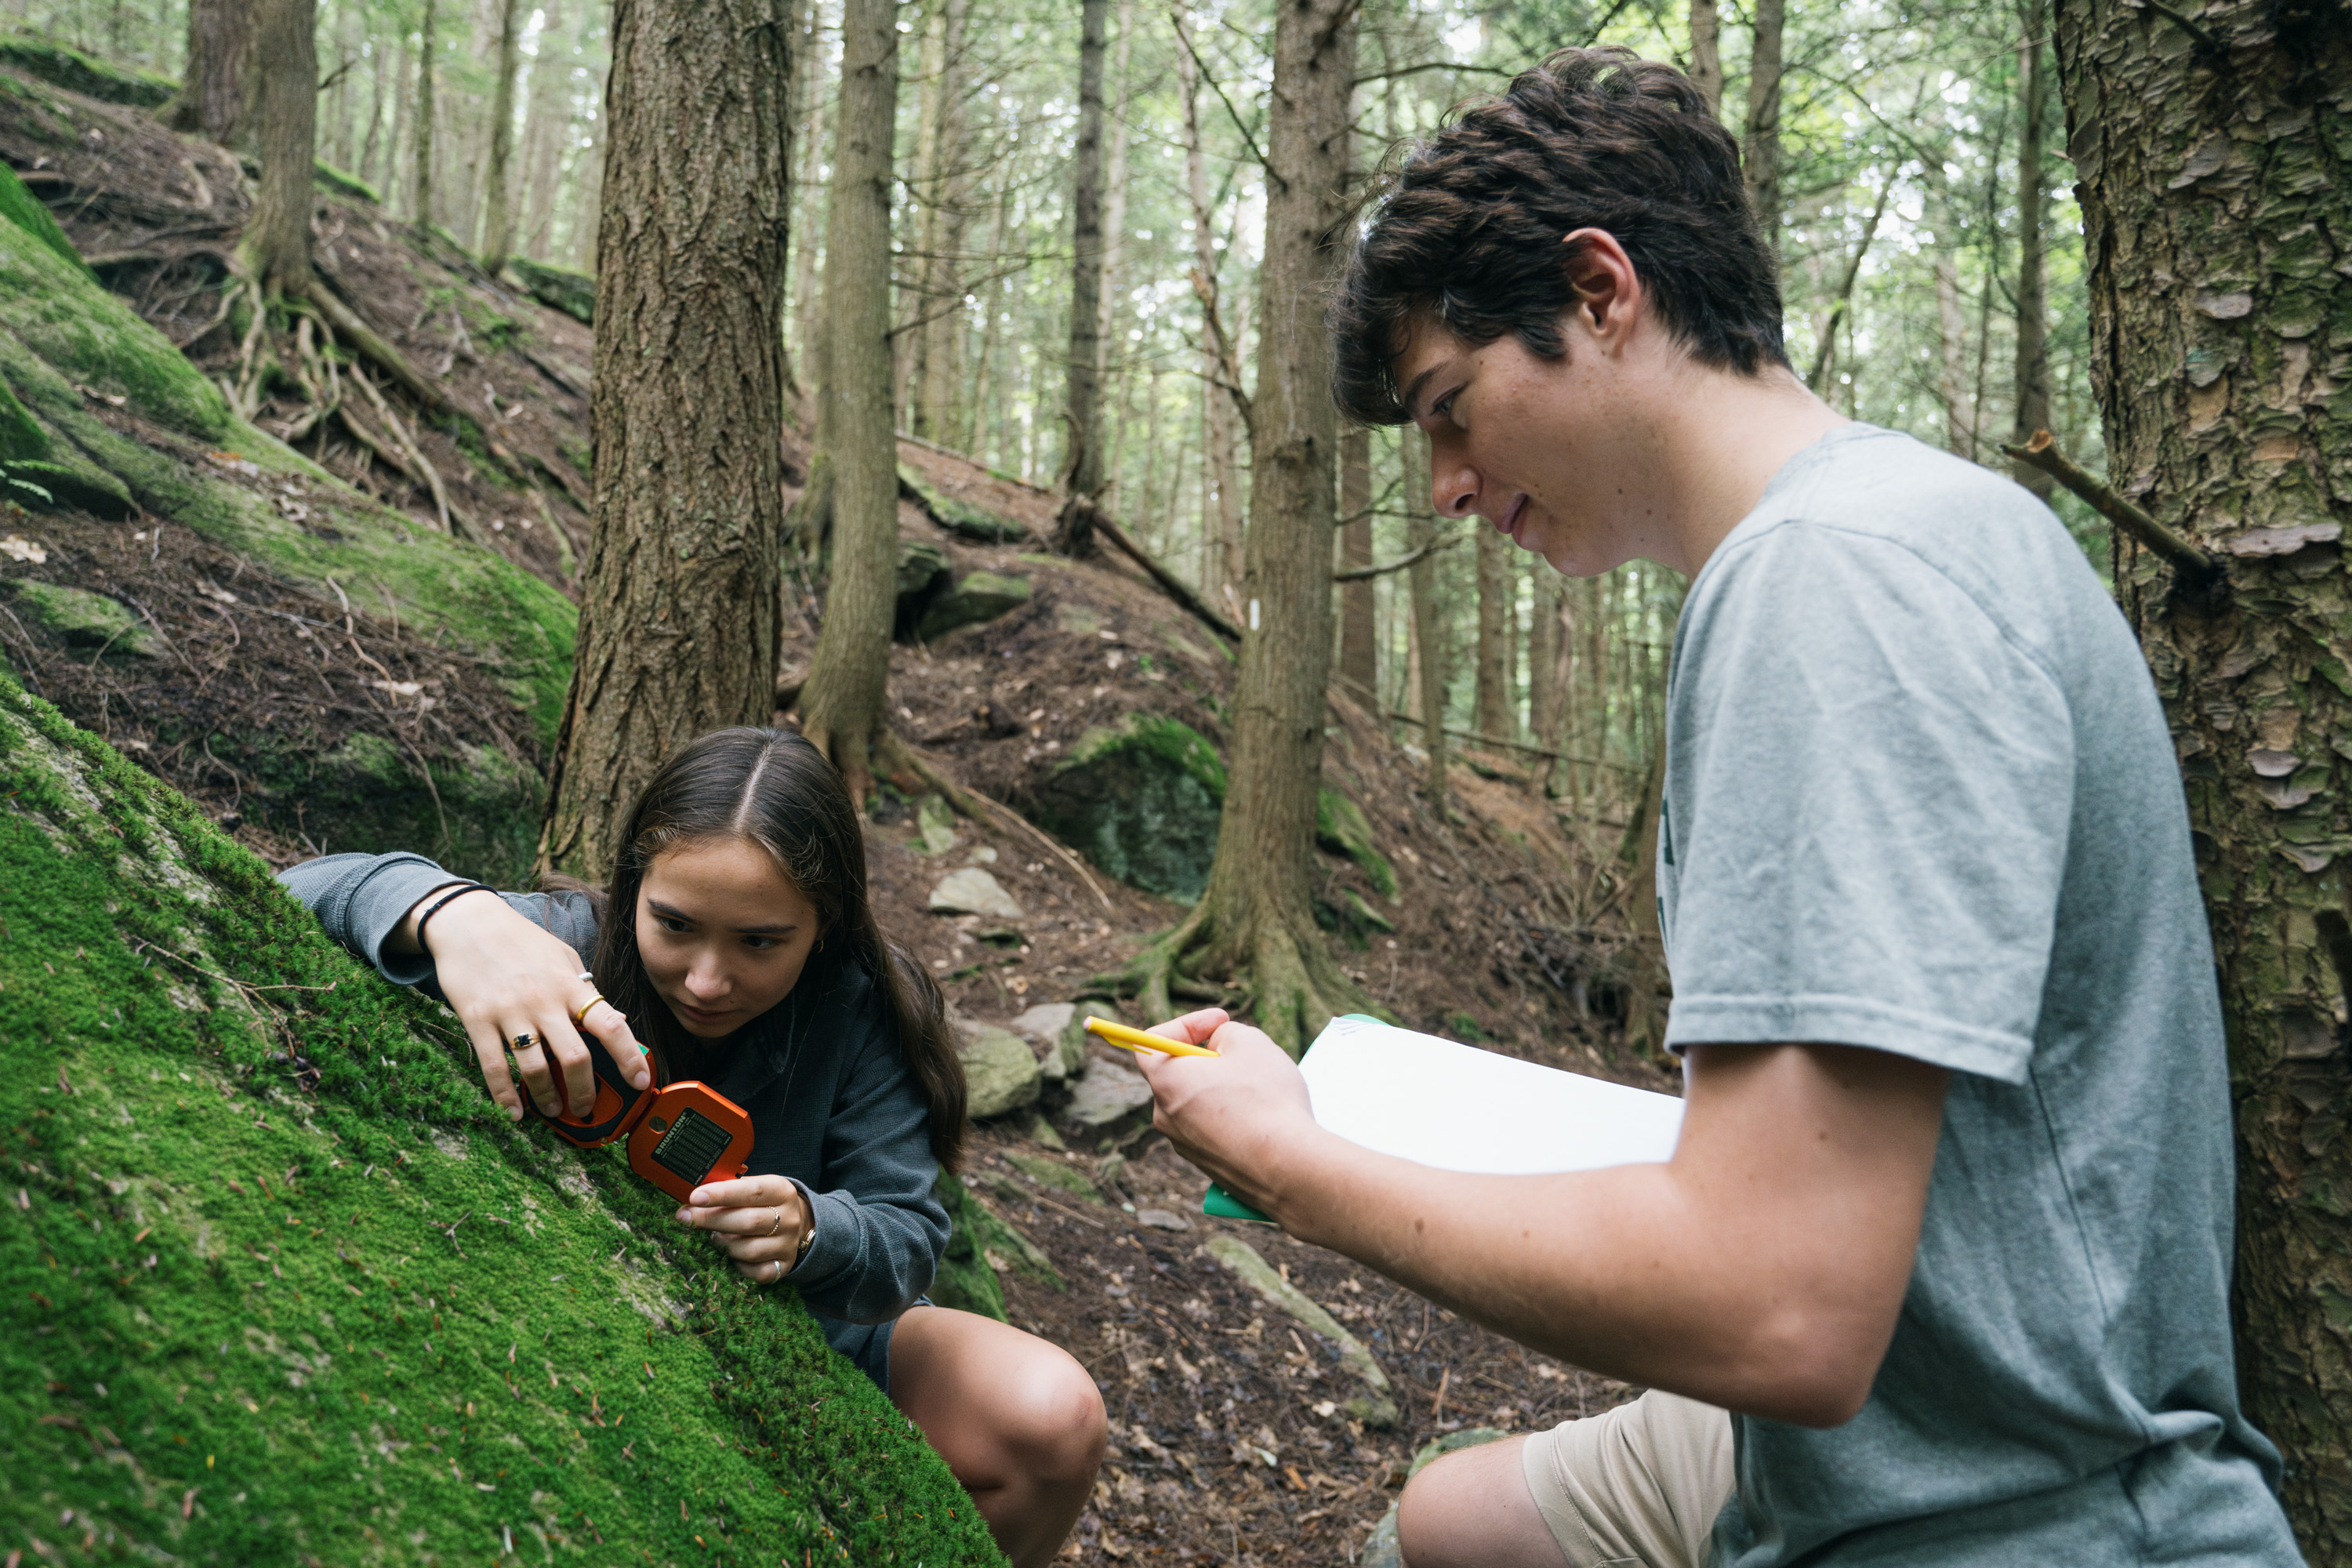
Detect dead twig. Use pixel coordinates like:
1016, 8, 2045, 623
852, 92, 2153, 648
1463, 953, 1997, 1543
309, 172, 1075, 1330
1331, 534, 1455, 583
1091, 508, 1242, 642
2002, 429, 2219, 582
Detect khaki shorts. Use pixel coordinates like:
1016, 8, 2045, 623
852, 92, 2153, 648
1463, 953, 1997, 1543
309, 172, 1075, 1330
1519, 1391, 1735, 1568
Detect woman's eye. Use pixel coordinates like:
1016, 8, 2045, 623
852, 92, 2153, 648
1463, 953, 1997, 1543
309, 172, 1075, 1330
657, 916, 691, 935
742, 935, 777, 952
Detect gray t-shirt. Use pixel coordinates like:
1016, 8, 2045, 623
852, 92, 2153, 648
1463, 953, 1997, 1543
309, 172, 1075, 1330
1658, 425, 2299, 1565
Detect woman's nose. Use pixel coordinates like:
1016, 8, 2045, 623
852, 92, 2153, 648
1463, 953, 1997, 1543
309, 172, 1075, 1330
684, 955, 728, 999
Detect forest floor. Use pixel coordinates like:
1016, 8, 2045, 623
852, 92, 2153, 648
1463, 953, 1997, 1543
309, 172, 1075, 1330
0, 52, 1672, 1566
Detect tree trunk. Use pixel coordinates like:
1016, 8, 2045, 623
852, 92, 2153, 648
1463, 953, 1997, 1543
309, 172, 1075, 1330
1138, 0, 1362, 1054
2052, 0, 2352, 1553
413, 0, 437, 227
1741, 0, 1784, 255
1178, 17, 1245, 614
1688, 0, 1722, 119
1096, 0, 1134, 390
1406, 431, 1447, 808
1337, 425, 1375, 702
1475, 521, 1512, 739
536, 0, 792, 878
2009, 0, 2053, 500
1532, 568, 1571, 797
158, 0, 249, 145
1053, 0, 1110, 554
912, 0, 971, 445
520, 0, 569, 257
239, 0, 316, 296
793, 0, 901, 804
480, 0, 525, 274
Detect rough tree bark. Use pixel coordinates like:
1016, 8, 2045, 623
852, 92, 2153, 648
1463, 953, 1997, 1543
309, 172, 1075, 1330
413, 0, 438, 227
1337, 425, 1377, 702
1053, 0, 1110, 555
1742, 0, 1784, 254
1475, 522, 1513, 739
2009, 0, 2054, 500
2052, 0, 2352, 1554
239, 0, 316, 297
1688, 0, 1722, 119
912, 0, 972, 444
793, 0, 902, 804
537, 0, 792, 877
158, 0, 250, 146
1112, 0, 1367, 1053
480, 0, 525, 274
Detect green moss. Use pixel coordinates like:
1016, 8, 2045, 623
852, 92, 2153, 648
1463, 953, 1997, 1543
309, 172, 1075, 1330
1444, 1011, 1490, 1043
898, 468, 1026, 544
5, 452, 132, 517
1316, 788, 1397, 898
507, 257, 593, 326
0, 158, 92, 280
927, 1175, 1009, 1322
3, 577, 151, 655
0, 31, 176, 107
0, 218, 576, 743
0, 365, 46, 461
0, 670, 998, 1566
312, 160, 379, 205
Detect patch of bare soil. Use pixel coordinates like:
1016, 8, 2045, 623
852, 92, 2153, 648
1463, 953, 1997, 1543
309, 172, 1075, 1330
965, 1127, 1638, 1565
0, 503, 537, 865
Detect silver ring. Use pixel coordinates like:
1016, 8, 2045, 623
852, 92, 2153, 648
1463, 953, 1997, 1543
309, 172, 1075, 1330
509, 1030, 539, 1051
574, 971, 595, 985
771, 1259, 785, 1283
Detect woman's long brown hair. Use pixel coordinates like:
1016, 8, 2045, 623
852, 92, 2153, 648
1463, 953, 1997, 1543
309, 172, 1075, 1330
584, 728, 966, 1172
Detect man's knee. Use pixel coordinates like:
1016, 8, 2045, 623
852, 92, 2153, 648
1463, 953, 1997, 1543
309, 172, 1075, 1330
1396, 1437, 1563, 1568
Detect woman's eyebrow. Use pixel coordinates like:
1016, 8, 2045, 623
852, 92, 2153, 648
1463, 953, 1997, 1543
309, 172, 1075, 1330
646, 898, 798, 936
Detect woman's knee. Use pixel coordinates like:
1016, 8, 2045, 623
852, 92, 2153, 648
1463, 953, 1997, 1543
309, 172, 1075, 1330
1001, 1348, 1106, 1481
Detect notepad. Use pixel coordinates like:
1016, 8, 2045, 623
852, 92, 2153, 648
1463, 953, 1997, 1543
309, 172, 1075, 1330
1203, 1014, 1686, 1221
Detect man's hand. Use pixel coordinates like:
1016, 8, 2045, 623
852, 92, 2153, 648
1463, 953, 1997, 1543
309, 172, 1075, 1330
1131, 1009, 1323, 1221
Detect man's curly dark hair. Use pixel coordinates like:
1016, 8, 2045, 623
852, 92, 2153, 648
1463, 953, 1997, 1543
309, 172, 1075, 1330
1329, 46, 1786, 426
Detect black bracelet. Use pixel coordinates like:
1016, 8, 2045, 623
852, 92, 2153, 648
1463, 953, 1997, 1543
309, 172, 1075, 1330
413, 882, 492, 953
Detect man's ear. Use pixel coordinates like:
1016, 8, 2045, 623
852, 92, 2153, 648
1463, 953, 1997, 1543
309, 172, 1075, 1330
1559, 228, 1642, 347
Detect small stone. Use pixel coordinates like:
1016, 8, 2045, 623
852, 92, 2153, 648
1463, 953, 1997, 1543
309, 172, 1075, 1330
1065, 1054, 1154, 1128
1008, 1002, 1075, 1043
967, 845, 998, 865
1135, 1207, 1192, 1232
927, 867, 1024, 921
957, 1022, 1042, 1120
914, 793, 959, 855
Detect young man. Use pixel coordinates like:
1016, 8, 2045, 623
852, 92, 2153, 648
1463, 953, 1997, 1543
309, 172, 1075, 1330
1131, 46, 2301, 1568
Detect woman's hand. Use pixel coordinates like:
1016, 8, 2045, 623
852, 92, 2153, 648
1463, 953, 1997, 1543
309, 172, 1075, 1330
675, 1175, 809, 1285
396, 884, 654, 1121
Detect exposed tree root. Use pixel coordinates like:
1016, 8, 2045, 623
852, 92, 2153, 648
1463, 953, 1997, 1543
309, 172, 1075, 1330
1090, 895, 1381, 1054
296, 274, 458, 421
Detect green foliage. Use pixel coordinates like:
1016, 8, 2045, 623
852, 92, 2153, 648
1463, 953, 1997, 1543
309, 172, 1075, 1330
0, 31, 173, 107
1443, 1011, 1488, 1044
0, 670, 1000, 1566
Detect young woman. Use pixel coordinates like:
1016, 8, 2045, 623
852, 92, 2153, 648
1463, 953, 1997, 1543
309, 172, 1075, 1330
281, 728, 1106, 1568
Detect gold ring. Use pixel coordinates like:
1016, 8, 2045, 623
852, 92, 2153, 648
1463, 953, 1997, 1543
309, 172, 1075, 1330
509, 1030, 538, 1051
570, 993, 605, 1025
767, 1210, 784, 1237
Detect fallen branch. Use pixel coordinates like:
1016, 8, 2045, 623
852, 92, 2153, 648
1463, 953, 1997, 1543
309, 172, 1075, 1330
2002, 429, 2219, 582
1383, 709, 1645, 772
886, 737, 1114, 910
1091, 509, 1242, 642
1206, 1234, 1398, 1428
1333, 534, 1454, 583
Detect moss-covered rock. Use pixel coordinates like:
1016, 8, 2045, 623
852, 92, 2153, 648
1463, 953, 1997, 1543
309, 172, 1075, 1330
0, 160, 89, 281
1026, 713, 1226, 902
0, 31, 175, 107
0, 671, 996, 1566
1316, 787, 1397, 898
2, 576, 151, 656
913, 571, 1031, 644
0, 200, 576, 745
5, 452, 133, 516
507, 256, 595, 326
281, 732, 546, 887
312, 159, 380, 204
957, 1021, 1042, 1120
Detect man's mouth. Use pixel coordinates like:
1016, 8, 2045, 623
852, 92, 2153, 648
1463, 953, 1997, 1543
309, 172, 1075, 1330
1497, 494, 1530, 539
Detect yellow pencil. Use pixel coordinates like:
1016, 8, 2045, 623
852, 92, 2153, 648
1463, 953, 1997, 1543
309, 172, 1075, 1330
1084, 1015, 1221, 1059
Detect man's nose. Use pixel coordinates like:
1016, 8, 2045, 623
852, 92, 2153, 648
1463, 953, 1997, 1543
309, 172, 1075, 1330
1433, 463, 1478, 518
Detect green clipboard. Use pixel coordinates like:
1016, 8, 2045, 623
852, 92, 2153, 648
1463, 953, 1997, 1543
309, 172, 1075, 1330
1199, 1014, 1384, 1225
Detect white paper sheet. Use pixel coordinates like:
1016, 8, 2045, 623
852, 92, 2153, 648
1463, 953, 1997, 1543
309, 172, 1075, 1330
1298, 1015, 1685, 1175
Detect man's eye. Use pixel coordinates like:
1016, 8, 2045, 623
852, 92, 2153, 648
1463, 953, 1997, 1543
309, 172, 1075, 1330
1433, 391, 1458, 420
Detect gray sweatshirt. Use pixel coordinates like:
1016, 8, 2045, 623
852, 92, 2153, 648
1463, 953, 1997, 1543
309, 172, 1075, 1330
279, 852, 947, 1383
